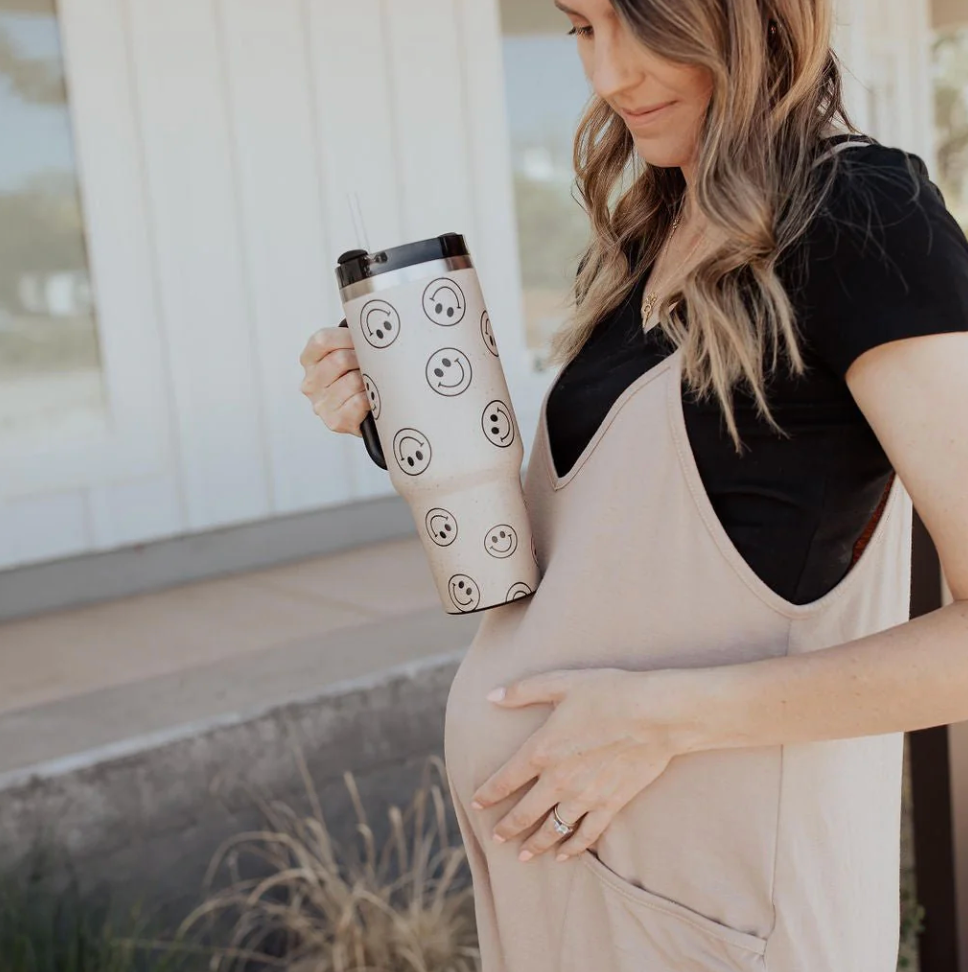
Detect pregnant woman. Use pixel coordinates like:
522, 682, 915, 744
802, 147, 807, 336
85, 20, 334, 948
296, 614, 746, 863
300, 0, 968, 968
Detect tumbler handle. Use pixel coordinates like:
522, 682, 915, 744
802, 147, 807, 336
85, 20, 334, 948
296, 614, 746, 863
338, 319, 387, 470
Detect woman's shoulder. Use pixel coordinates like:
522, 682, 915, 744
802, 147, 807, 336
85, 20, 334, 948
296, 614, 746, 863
791, 136, 968, 379
819, 135, 932, 183
808, 136, 961, 256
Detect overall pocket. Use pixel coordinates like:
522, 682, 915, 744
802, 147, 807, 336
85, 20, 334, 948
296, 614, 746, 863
560, 848, 768, 972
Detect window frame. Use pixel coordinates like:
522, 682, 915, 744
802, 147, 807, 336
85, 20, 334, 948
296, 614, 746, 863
0, 0, 170, 500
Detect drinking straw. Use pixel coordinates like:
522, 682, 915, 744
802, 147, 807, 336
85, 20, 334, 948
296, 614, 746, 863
346, 192, 371, 254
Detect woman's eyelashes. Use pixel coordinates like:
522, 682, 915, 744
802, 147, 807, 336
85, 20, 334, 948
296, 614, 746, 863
567, 25, 594, 38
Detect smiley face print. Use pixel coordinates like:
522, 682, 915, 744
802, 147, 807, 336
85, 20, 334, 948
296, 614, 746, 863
426, 348, 473, 397
481, 311, 499, 357
359, 299, 401, 349
506, 582, 533, 602
422, 278, 466, 326
392, 428, 432, 476
361, 374, 381, 420
484, 523, 518, 559
426, 508, 458, 547
482, 400, 515, 448
531, 534, 539, 565
449, 574, 481, 612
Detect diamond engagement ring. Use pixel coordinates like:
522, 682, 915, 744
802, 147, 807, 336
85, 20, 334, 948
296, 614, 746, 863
552, 804, 577, 836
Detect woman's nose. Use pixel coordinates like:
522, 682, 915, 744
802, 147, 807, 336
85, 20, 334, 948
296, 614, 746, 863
589, 31, 644, 103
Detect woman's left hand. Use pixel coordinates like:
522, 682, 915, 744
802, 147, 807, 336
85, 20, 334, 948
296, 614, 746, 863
469, 667, 705, 863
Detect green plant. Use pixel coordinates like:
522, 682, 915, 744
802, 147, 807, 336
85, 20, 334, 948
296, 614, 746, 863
0, 873, 194, 972
898, 869, 925, 972
178, 751, 480, 972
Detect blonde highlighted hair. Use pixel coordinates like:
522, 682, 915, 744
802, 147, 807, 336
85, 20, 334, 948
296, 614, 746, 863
549, 0, 860, 450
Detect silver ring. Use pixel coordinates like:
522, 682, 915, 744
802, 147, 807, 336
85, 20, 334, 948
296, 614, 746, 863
552, 804, 577, 836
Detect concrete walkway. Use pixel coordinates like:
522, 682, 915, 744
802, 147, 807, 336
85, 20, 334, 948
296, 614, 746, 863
0, 535, 480, 779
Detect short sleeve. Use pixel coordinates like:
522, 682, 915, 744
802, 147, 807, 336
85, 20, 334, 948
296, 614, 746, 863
797, 146, 968, 379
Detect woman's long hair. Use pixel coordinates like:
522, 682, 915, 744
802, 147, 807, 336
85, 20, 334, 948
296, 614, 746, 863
549, 0, 861, 449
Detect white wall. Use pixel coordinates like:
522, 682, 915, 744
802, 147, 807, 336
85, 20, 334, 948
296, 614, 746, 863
0, 0, 941, 571
842, 0, 937, 162
0, 0, 532, 570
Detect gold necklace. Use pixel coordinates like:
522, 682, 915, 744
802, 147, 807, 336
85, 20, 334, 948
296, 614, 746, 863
642, 200, 707, 324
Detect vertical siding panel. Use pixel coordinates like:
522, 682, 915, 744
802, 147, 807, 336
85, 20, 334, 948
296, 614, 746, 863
902, 0, 937, 163
86, 477, 184, 551
455, 0, 528, 363
867, 0, 902, 147
833, 0, 871, 132
886, 5, 915, 151
455, 0, 546, 467
843, 0, 933, 156
0, 493, 90, 570
896, 0, 937, 161
219, 0, 354, 514
75, 0, 187, 554
307, 0, 402, 501
126, 0, 271, 531
382, 0, 477, 245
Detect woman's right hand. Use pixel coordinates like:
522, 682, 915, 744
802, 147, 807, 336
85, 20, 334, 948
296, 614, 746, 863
299, 324, 370, 438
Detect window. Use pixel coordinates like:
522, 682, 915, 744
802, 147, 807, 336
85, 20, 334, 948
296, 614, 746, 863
0, 0, 105, 443
499, 0, 592, 368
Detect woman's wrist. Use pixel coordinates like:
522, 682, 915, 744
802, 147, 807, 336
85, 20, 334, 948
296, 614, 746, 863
630, 665, 739, 757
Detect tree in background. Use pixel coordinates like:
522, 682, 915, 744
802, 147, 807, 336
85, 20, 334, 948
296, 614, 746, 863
0, 7, 99, 380
0, 19, 63, 105
933, 25, 968, 231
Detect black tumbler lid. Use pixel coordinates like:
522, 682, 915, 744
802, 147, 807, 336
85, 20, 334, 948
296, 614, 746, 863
336, 233, 468, 290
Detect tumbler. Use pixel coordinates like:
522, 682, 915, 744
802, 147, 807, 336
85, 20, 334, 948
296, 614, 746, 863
336, 233, 540, 615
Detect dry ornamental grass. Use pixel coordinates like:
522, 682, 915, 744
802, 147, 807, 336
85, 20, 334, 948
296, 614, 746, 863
177, 749, 480, 972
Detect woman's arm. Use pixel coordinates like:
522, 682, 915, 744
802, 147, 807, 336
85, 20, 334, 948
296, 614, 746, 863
682, 331, 968, 753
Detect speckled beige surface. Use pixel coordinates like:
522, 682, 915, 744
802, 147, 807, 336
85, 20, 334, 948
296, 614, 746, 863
0, 536, 439, 717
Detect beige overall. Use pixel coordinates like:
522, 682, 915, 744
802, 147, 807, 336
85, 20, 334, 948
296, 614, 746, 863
443, 345, 913, 971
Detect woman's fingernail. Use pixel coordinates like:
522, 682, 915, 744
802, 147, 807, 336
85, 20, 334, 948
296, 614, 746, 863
486, 687, 506, 702
471, 801, 484, 810
518, 849, 533, 862
492, 832, 506, 843
556, 853, 568, 862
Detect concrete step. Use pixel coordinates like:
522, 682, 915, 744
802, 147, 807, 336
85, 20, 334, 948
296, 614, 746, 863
0, 605, 478, 916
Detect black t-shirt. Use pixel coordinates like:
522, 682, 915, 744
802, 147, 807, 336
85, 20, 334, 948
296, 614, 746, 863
546, 135, 968, 605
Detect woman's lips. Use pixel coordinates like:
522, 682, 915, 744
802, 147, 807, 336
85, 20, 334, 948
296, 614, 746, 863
620, 100, 677, 126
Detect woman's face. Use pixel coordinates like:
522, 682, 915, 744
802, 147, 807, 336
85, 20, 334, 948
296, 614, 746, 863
555, 0, 713, 174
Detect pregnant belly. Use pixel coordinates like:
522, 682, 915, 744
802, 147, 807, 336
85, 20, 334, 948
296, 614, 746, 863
443, 611, 553, 833
443, 600, 783, 944
442, 595, 671, 847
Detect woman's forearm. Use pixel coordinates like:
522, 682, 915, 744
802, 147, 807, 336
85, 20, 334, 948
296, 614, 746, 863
675, 599, 968, 753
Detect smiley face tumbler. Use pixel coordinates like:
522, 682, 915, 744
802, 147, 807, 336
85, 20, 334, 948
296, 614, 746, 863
336, 233, 540, 615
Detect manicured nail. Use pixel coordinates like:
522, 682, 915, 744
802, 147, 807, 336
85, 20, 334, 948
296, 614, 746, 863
486, 687, 505, 702
556, 853, 568, 862
492, 832, 506, 843
518, 849, 533, 862
471, 800, 484, 810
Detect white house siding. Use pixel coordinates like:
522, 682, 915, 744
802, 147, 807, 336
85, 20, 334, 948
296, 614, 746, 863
0, 0, 532, 569
844, 0, 937, 160
0, 0, 940, 570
